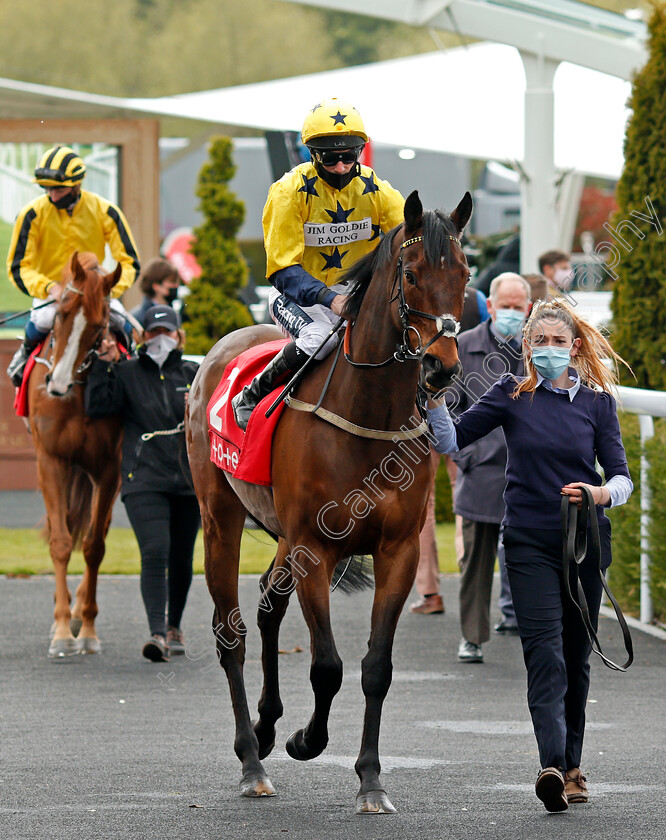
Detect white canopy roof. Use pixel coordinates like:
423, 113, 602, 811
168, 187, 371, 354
129, 42, 630, 179
0, 42, 631, 179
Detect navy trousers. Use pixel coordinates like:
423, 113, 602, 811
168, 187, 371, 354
503, 518, 611, 771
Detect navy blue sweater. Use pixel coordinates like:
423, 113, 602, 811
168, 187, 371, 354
449, 374, 630, 530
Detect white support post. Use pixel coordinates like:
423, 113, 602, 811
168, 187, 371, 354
638, 414, 654, 625
519, 48, 559, 274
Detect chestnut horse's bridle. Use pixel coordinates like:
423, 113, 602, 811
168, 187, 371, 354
343, 233, 462, 369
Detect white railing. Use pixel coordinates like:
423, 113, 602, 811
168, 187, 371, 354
613, 385, 666, 625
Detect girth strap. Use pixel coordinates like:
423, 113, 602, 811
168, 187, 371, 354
560, 488, 633, 672
285, 395, 429, 441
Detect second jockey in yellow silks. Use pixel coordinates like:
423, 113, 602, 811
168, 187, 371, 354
232, 97, 404, 430
6, 145, 141, 386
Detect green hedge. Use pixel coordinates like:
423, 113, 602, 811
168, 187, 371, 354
608, 412, 666, 623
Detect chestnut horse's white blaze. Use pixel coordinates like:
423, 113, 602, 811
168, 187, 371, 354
48, 310, 87, 396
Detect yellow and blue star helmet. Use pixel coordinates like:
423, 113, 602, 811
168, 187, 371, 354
33, 146, 86, 188
301, 98, 368, 151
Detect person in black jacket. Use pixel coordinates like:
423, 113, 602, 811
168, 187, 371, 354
85, 305, 200, 663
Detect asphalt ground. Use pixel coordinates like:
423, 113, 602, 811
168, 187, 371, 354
1, 570, 665, 840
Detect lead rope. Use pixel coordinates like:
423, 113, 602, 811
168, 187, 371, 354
560, 488, 633, 671
141, 420, 185, 442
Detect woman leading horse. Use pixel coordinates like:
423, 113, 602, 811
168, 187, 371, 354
186, 191, 472, 812
28, 252, 124, 658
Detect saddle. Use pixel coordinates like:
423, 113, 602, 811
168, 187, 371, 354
207, 339, 290, 486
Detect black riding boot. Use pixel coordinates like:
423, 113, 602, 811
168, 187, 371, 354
232, 343, 308, 431
7, 336, 40, 387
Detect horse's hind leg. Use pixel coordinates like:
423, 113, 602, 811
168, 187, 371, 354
354, 541, 419, 815
202, 477, 276, 797
74, 469, 119, 654
254, 537, 294, 759
285, 546, 342, 762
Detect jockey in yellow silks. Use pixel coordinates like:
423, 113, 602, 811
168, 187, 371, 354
6, 145, 140, 386
233, 97, 404, 430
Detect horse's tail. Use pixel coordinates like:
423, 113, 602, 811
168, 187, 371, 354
66, 467, 93, 550
331, 555, 374, 594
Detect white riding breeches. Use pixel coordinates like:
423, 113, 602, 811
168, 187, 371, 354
29, 296, 129, 334
268, 285, 346, 359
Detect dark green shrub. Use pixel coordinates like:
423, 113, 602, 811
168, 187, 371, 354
607, 413, 641, 615
185, 136, 253, 354
611, 3, 666, 389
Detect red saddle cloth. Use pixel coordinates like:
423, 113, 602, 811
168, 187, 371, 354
207, 339, 290, 486
13, 342, 45, 418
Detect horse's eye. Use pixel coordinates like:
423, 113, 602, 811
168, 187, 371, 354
405, 269, 417, 286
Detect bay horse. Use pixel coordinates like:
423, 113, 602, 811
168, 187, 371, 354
186, 191, 472, 812
28, 252, 124, 658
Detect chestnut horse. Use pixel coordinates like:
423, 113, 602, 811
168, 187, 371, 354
28, 252, 124, 658
186, 191, 472, 812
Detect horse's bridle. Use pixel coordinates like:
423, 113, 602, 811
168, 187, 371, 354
45, 282, 110, 386
344, 233, 462, 369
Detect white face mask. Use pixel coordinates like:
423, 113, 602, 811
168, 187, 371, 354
145, 334, 177, 368
553, 267, 574, 291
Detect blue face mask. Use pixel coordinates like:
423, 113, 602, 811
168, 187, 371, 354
494, 308, 525, 338
530, 346, 572, 380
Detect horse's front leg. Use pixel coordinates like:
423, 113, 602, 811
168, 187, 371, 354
202, 479, 276, 798
355, 538, 420, 814
39, 457, 78, 658
254, 537, 293, 760
286, 546, 342, 761
73, 465, 119, 654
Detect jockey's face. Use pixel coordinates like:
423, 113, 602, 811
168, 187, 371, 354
314, 147, 360, 175
44, 186, 74, 202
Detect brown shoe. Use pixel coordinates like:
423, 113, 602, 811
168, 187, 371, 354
564, 768, 589, 803
409, 594, 445, 615
535, 767, 568, 812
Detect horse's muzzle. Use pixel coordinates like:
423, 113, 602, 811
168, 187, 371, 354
420, 354, 462, 392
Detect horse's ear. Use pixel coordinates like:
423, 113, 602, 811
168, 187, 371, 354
103, 263, 123, 296
403, 190, 423, 235
450, 191, 473, 234
70, 250, 85, 282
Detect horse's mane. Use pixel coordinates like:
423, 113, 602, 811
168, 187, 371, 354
342, 208, 461, 320
60, 253, 107, 324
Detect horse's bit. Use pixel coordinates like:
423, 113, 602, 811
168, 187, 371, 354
344, 233, 462, 369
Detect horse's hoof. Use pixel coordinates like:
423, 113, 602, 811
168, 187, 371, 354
70, 617, 83, 638
285, 729, 326, 761
48, 638, 80, 659
78, 637, 101, 655
355, 790, 397, 815
239, 776, 276, 797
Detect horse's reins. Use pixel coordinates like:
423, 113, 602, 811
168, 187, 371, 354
560, 487, 633, 672
282, 232, 461, 440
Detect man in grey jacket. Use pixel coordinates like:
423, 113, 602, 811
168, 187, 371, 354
446, 273, 530, 662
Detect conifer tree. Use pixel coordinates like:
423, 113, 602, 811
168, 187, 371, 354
611, 2, 666, 388
185, 137, 253, 354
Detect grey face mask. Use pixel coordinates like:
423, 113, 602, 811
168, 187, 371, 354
145, 334, 177, 368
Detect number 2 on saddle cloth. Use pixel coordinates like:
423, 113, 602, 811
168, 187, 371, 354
207, 339, 290, 486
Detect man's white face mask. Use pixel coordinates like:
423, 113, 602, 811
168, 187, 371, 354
145, 334, 177, 368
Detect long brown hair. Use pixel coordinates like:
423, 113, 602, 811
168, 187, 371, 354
512, 298, 631, 398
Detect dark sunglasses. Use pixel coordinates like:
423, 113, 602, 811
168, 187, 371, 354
316, 149, 360, 166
